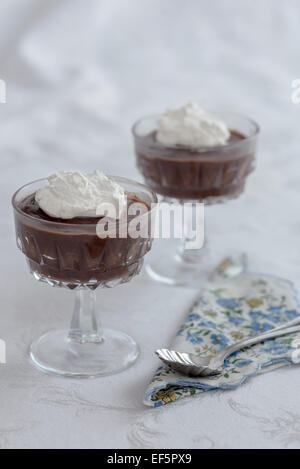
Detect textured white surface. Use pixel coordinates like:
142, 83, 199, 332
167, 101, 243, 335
1, 0, 300, 449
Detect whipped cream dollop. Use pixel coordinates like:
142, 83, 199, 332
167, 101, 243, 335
156, 102, 230, 148
35, 171, 126, 219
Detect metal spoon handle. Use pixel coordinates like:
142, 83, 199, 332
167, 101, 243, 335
269, 316, 300, 332
220, 316, 300, 359
212, 323, 300, 368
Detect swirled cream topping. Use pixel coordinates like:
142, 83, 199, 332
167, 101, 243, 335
156, 102, 230, 148
35, 171, 126, 219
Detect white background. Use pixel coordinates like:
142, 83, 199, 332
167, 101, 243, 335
1, 0, 300, 449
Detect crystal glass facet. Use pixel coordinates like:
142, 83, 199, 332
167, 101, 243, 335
132, 113, 259, 287
12, 177, 157, 377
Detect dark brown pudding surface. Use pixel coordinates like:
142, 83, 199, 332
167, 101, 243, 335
15, 193, 152, 287
18, 193, 148, 224
134, 130, 256, 200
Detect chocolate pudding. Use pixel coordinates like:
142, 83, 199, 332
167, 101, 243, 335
134, 129, 257, 201
14, 192, 153, 288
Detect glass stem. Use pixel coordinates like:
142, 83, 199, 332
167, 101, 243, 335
177, 201, 207, 264
68, 290, 104, 344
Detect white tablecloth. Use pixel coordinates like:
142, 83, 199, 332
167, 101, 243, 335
1, 0, 300, 449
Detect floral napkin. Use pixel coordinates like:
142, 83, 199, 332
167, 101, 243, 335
144, 273, 300, 407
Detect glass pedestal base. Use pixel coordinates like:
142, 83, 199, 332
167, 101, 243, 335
145, 239, 246, 288
29, 328, 139, 378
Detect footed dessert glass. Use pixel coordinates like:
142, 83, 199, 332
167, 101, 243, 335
132, 112, 259, 287
12, 177, 157, 377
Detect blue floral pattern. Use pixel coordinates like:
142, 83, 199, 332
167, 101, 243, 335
186, 331, 203, 344
210, 333, 229, 347
144, 273, 300, 407
229, 317, 245, 326
217, 298, 239, 309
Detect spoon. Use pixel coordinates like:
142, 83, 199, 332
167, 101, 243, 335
156, 317, 300, 377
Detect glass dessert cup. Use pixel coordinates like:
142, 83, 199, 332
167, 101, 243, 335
132, 112, 259, 287
12, 177, 157, 377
